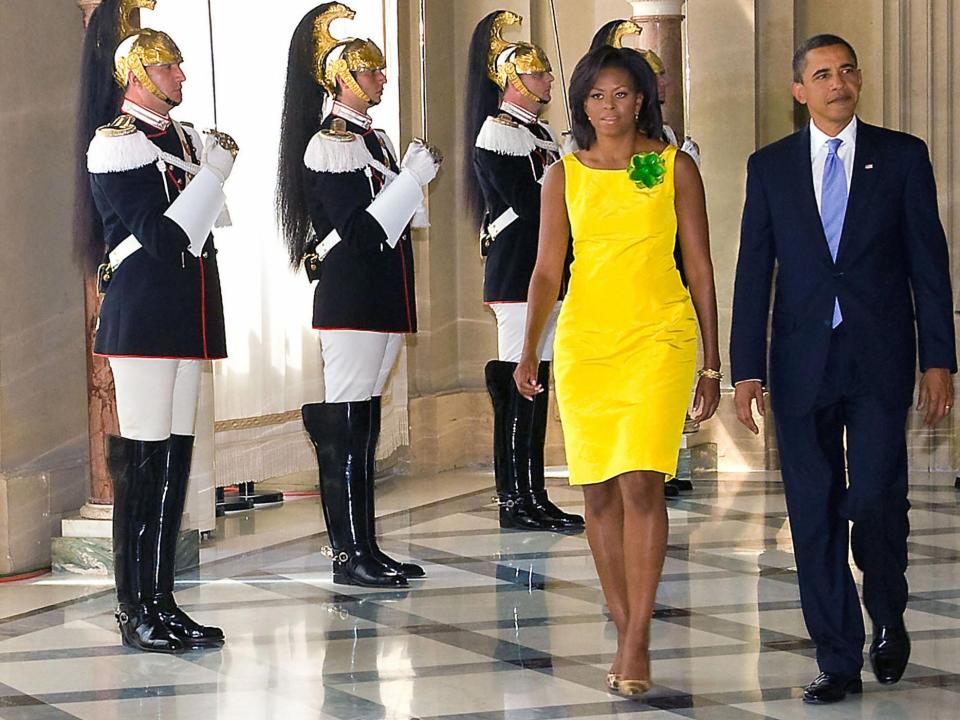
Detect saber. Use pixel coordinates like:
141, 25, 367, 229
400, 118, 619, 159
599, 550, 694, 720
418, 0, 428, 139
547, 0, 571, 131
206, 0, 218, 129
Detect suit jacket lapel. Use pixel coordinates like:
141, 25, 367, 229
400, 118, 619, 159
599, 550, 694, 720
836, 120, 879, 264
792, 127, 834, 264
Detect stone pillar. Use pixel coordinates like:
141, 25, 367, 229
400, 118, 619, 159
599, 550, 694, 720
76, 0, 119, 517
629, 0, 686, 138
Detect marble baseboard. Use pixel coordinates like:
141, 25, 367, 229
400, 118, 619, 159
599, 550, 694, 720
51, 530, 199, 575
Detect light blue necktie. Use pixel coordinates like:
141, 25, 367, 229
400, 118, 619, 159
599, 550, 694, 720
820, 138, 846, 328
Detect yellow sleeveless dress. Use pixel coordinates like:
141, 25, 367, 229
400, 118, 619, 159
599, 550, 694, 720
554, 145, 697, 485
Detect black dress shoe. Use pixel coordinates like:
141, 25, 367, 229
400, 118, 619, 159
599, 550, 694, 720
802, 672, 862, 704
666, 478, 693, 492
870, 621, 910, 684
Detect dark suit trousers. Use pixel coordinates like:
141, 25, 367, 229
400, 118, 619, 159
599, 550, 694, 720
774, 327, 910, 676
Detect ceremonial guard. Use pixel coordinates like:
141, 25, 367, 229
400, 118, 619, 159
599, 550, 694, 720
465, 11, 583, 532
277, 3, 442, 588
77, 0, 237, 652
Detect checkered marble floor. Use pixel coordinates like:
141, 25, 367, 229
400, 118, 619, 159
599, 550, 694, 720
1, 470, 959, 719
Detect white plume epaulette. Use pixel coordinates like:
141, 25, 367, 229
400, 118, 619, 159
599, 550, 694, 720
87, 116, 159, 174
304, 129, 375, 173
476, 114, 537, 157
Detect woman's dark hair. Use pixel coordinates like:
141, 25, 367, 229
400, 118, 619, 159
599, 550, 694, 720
75, 0, 125, 270
276, 4, 333, 268
568, 45, 663, 151
462, 12, 504, 227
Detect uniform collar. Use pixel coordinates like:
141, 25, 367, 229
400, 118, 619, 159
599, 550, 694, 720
809, 115, 857, 160
121, 98, 171, 131
500, 100, 538, 125
332, 101, 373, 130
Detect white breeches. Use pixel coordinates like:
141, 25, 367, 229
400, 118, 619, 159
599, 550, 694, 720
490, 301, 561, 362
109, 358, 202, 441
320, 330, 403, 403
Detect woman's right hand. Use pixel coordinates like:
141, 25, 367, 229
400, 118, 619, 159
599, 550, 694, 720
513, 353, 542, 401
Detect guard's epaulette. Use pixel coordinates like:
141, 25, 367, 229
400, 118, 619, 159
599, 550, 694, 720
87, 115, 159, 174
304, 128, 375, 173
476, 114, 536, 157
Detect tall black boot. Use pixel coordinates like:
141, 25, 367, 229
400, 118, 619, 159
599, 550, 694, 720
485, 361, 563, 531
366, 397, 425, 578
151, 434, 224, 648
109, 435, 184, 653
302, 402, 407, 588
527, 362, 585, 530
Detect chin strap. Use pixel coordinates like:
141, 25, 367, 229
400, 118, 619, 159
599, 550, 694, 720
505, 67, 547, 105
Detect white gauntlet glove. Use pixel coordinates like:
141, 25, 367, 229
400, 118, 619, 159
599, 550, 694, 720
400, 142, 440, 186
201, 134, 237, 184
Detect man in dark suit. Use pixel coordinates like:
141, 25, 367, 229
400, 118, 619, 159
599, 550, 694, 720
731, 34, 956, 704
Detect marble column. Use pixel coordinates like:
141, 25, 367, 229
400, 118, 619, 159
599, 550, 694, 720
629, 0, 686, 138
76, 0, 119, 516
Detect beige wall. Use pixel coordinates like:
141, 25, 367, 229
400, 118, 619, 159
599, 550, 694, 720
0, 0, 90, 572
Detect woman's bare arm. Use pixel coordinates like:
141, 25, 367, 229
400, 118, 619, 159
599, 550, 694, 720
674, 151, 720, 421
513, 160, 570, 400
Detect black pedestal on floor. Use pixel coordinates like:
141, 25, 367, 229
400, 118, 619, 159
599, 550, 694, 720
216, 486, 255, 516
236, 481, 284, 506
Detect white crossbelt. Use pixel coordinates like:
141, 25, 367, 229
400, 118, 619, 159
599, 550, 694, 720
488, 207, 519, 239
315, 228, 343, 261
314, 158, 398, 262
158, 150, 201, 176
108, 235, 142, 270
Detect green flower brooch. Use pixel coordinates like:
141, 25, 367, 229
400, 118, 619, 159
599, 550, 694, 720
628, 152, 666, 190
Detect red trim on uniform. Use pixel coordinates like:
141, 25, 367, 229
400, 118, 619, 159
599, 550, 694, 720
146, 128, 169, 139
199, 257, 209, 358
165, 166, 183, 192
399, 237, 414, 332
94, 353, 227, 360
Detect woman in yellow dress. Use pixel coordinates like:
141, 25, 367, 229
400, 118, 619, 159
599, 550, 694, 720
514, 46, 721, 696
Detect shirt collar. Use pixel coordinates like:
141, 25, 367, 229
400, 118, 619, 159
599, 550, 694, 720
121, 98, 171, 131
809, 115, 857, 160
500, 100, 538, 125
332, 101, 373, 130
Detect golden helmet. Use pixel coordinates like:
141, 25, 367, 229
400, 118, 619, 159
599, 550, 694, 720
487, 11, 552, 104
597, 19, 664, 75
113, 29, 184, 104
312, 2, 386, 102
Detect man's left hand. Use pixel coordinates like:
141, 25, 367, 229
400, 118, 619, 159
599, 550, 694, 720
917, 368, 954, 427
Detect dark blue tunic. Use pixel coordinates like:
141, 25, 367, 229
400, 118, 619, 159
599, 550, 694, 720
90, 117, 227, 359
474, 115, 566, 303
304, 116, 417, 333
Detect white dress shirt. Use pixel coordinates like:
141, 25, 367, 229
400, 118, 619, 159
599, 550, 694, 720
735, 116, 858, 388
810, 116, 857, 209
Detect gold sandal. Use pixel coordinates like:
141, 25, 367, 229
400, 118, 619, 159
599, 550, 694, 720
617, 678, 651, 697
606, 673, 621, 692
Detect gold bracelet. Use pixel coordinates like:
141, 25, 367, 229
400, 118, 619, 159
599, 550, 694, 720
697, 368, 723, 381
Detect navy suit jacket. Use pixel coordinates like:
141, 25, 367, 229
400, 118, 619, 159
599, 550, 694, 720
731, 120, 956, 417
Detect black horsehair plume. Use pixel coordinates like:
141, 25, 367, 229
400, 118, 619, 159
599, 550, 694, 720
75, 0, 125, 270
463, 11, 505, 228
276, 4, 336, 269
